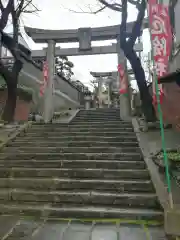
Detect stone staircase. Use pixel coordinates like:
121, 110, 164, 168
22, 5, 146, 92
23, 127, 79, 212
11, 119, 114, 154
0, 108, 163, 221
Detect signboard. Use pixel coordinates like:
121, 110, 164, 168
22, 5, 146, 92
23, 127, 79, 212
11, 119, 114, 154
40, 61, 49, 97
78, 28, 92, 51
148, 0, 172, 104
118, 64, 128, 94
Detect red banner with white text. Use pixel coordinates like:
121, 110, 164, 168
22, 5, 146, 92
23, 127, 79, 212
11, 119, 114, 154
148, 0, 172, 104
40, 61, 49, 97
117, 64, 128, 95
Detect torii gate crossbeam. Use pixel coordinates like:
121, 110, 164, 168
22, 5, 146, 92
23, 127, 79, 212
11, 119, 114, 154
25, 19, 148, 43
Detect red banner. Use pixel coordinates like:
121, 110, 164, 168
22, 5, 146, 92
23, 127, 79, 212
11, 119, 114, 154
117, 64, 128, 94
40, 61, 49, 97
148, 0, 172, 104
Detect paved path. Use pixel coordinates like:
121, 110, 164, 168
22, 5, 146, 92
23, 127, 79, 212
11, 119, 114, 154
140, 127, 180, 208
0, 216, 166, 240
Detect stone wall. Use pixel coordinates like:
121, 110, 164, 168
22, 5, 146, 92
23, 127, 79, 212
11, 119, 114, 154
0, 89, 32, 121
161, 82, 180, 129
53, 75, 81, 103
148, 82, 180, 129
20, 61, 82, 105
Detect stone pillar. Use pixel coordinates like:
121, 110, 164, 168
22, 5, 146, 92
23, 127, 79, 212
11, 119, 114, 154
98, 77, 103, 108
84, 95, 91, 110
107, 83, 111, 108
43, 40, 55, 123
117, 41, 131, 120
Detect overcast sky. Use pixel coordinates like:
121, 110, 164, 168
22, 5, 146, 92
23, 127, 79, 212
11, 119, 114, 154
19, 0, 151, 89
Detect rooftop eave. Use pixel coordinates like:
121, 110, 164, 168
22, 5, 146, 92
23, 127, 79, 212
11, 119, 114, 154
158, 70, 180, 84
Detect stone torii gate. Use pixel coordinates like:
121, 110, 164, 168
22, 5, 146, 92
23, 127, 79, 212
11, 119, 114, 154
90, 71, 117, 108
90, 71, 131, 118
25, 20, 147, 122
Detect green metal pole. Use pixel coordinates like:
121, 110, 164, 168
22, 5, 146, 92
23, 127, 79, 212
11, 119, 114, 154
147, 0, 173, 208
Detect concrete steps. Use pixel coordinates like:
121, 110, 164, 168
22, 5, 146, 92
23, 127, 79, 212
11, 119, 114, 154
16, 135, 138, 142
23, 131, 136, 137
0, 108, 162, 221
9, 141, 139, 147
0, 159, 145, 169
0, 152, 143, 160
33, 121, 132, 127
3, 146, 141, 154
0, 167, 150, 179
0, 178, 154, 193
27, 127, 135, 133
0, 189, 160, 209
0, 203, 163, 220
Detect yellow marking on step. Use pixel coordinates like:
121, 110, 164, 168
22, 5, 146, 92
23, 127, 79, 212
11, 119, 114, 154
61, 218, 162, 226
1, 220, 21, 240
0, 215, 162, 226
31, 218, 48, 237
142, 224, 151, 240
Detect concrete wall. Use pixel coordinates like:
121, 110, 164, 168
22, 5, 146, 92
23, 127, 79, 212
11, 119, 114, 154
54, 75, 81, 103
17, 59, 81, 112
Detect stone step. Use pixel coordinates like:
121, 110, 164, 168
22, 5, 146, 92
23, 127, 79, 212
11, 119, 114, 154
0, 152, 143, 160
74, 114, 120, 117
76, 111, 120, 114
35, 121, 131, 125
0, 160, 146, 169
0, 178, 154, 193
31, 124, 133, 129
15, 135, 138, 142
72, 119, 121, 122
73, 117, 121, 120
28, 127, 134, 133
9, 141, 139, 148
71, 120, 126, 124
76, 113, 120, 116
79, 109, 119, 112
0, 203, 163, 220
4, 146, 141, 154
23, 131, 137, 137
79, 109, 120, 112
0, 189, 159, 209
0, 168, 150, 179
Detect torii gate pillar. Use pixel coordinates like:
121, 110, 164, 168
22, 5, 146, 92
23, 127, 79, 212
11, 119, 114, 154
43, 40, 55, 123
117, 43, 131, 120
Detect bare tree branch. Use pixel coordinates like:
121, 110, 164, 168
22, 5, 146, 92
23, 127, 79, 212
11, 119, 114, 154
120, 0, 128, 47
21, 0, 32, 12
16, 0, 25, 17
21, 0, 40, 13
0, 1, 4, 11
0, 0, 14, 30
98, 0, 122, 12
62, 4, 106, 14
127, 0, 146, 48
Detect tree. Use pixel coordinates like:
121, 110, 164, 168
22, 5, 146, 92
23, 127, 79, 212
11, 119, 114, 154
55, 56, 74, 81
98, 0, 156, 122
90, 79, 98, 98
0, 0, 38, 122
